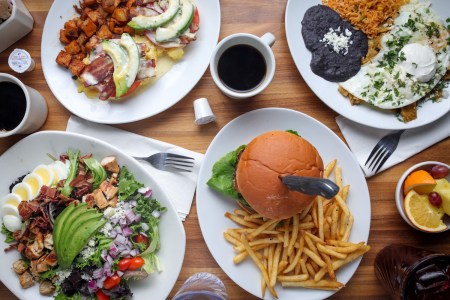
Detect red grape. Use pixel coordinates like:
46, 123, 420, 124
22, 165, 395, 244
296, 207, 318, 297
430, 165, 449, 179
429, 192, 442, 207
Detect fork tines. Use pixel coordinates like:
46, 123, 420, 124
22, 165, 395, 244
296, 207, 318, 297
164, 154, 195, 172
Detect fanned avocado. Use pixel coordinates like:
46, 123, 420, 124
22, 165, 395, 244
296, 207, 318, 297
54, 204, 106, 269
102, 33, 140, 98
156, 0, 195, 42
53, 203, 77, 253
128, 0, 180, 30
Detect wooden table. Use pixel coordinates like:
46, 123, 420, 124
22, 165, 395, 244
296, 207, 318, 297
1, 0, 450, 299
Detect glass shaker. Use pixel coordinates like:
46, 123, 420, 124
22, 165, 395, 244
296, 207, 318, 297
172, 272, 228, 300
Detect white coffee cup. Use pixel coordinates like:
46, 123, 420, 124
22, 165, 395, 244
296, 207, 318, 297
0, 73, 48, 137
210, 32, 276, 99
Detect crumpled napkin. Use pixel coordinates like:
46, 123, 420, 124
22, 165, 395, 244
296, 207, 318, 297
66, 115, 204, 221
336, 113, 450, 177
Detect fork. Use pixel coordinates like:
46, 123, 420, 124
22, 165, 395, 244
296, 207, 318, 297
133, 152, 195, 172
365, 130, 405, 173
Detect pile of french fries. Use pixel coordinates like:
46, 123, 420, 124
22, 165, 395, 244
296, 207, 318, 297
223, 160, 370, 298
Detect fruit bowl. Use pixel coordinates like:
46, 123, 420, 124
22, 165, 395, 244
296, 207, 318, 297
395, 161, 450, 233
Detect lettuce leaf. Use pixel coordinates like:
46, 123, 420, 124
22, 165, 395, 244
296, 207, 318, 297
1, 224, 15, 243
206, 145, 252, 210
118, 166, 144, 200
61, 150, 80, 197
84, 157, 107, 189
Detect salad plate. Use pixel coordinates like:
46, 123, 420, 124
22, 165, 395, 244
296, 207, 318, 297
196, 108, 371, 300
41, 0, 221, 124
0, 131, 185, 300
285, 0, 450, 130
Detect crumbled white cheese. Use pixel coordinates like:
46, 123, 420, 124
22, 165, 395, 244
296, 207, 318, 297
100, 222, 113, 236
80, 246, 95, 259
320, 27, 353, 55
112, 202, 126, 220
104, 207, 115, 218
55, 269, 72, 285
81, 273, 92, 281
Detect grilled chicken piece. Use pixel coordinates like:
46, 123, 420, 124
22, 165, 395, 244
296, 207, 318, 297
19, 272, 35, 289
12, 259, 29, 275
39, 281, 56, 296
44, 233, 53, 250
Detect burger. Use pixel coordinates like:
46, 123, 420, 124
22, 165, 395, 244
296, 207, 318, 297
207, 130, 324, 220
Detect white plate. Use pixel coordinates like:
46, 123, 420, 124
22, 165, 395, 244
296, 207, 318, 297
0, 131, 185, 300
196, 108, 371, 300
41, 0, 220, 124
285, 0, 450, 130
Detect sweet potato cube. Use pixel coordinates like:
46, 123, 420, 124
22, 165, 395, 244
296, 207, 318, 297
112, 8, 128, 23
97, 24, 113, 39
64, 19, 78, 32
102, 0, 120, 14
123, 25, 135, 35
85, 35, 100, 52
76, 32, 88, 46
80, 18, 97, 38
59, 30, 71, 44
64, 40, 81, 54
87, 10, 104, 25
111, 26, 123, 35
68, 59, 85, 77
55, 51, 72, 67
84, 0, 97, 7
72, 52, 86, 61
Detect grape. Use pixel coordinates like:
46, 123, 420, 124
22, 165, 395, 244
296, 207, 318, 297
429, 192, 443, 207
430, 165, 449, 179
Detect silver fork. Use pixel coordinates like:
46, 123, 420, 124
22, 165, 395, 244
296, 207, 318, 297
133, 153, 195, 172
365, 130, 405, 173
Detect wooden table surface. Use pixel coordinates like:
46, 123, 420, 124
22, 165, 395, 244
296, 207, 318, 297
1, 0, 450, 299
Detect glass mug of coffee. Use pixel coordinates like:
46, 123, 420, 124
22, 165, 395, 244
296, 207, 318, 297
210, 32, 276, 99
0, 73, 48, 137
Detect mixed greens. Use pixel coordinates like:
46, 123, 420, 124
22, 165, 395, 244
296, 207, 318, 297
1, 151, 166, 299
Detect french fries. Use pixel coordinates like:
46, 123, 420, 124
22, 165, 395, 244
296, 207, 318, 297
223, 160, 371, 298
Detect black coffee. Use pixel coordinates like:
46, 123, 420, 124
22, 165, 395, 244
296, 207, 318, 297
0, 82, 26, 131
218, 44, 266, 92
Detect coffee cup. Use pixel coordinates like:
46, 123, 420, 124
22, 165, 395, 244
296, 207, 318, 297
0, 73, 48, 137
210, 32, 276, 99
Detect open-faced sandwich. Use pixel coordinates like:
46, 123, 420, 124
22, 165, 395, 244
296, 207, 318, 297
55, 0, 200, 100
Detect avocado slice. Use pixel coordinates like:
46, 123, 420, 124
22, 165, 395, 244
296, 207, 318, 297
128, 0, 180, 30
58, 217, 107, 269
102, 34, 140, 98
156, 0, 195, 42
53, 203, 77, 254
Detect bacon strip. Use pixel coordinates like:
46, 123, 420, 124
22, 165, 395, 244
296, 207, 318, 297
79, 56, 114, 87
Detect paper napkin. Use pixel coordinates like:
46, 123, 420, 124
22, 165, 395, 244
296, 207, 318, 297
336, 113, 450, 177
66, 115, 204, 221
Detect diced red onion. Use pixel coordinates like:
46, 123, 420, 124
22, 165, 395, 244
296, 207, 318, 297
130, 200, 138, 207
96, 279, 104, 289
101, 250, 108, 261
115, 234, 127, 245
117, 243, 127, 252
117, 271, 124, 277
133, 214, 142, 223
93, 268, 104, 279
106, 255, 114, 265
121, 250, 131, 257
141, 223, 149, 231
125, 209, 136, 223
122, 227, 132, 237
109, 230, 118, 238
139, 231, 148, 238
119, 218, 127, 226
130, 249, 139, 257
152, 211, 160, 218
103, 261, 111, 270
88, 280, 98, 293
109, 243, 119, 258
115, 226, 123, 234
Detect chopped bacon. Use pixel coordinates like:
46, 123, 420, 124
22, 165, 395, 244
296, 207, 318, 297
18, 201, 40, 220
80, 56, 114, 87
96, 75, 116, 100
137, 59, 156, 80
4, 243, 18, 252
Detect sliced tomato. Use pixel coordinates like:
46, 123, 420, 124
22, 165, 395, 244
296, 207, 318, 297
109, 81, 141, 99
190, 7, 200, 33
96, 290, 110, 300
134, 233, 149, 247
103, 274, 121, 290
117, 258, 132, 271
128, 257, 145, 270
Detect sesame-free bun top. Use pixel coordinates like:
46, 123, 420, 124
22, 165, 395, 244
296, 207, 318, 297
235, 131, 324, 220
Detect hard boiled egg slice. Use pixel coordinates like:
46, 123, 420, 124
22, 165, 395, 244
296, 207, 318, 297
49, 161, 70, 184
23, 173, 43, 199
12, 182, 33, 202
3, 215, 22, 232
1, 193, 22, 208
32, 164, 54, 187
1, 203, 20, 218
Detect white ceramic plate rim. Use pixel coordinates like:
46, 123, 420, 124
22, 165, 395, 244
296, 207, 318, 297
0, 131, 186, 300
395, 161, 450, 232
285, 0, 450, 130
196, 108, 371, 300
41, 0, 221, 124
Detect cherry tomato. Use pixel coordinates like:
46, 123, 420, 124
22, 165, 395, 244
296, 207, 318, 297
190, 8, 200, 33
134, 233, 149, 247
96, 290, 110, 300
103, 274, 121, 290
128, 257, 145, 270
117, 258, 132, 271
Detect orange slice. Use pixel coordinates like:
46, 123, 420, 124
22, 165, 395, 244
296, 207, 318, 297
403, 170, 436, 195
404, 190, 447, 232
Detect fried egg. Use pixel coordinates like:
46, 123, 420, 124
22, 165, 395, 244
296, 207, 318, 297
340, 0, 450, 109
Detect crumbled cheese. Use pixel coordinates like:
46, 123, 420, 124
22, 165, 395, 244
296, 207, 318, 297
112, 202, 126, 220
320, 27, 353, 55
55, 269, 72, 285
81, 273, 92, 281
80, 246, 95, 259
100, 222, 113, 236
104, 207, 115, 218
